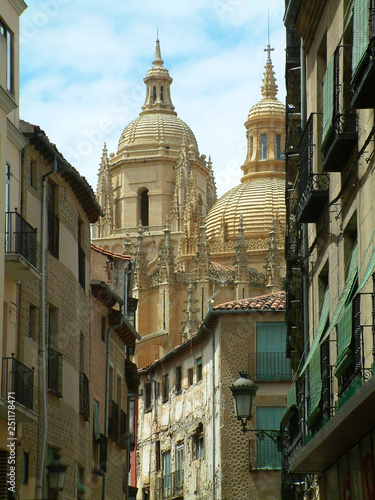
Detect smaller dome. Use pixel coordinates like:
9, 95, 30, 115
205, 177, 285, 243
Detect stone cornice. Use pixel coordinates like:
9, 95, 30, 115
0, 86, 17, 114
7, 119, 27, 150
9, 0, 28, 16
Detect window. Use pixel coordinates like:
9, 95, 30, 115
78, 219, 85, 289
0, 20, 13, 93
163, 451, 171, 496
160, 86, 164, 102
22, 453, 29, 485
176, 366, 182, 393
47, 181, 59, 258
249, 135, 253, 159
193, 423, 204, 460
29, 305, 38, 339
144, 382, 152, 411
256, 407, 285, 469
117, 376, 122, 408
162, 373, 169, 402
188, 367, 194, 387
155, 440, 161, 471
260, 134, 267, 159
139, 188, 149, 227
276, 134, 284, 159
196, 357, 203, 382
101, 316, 106, 342
30, 160, 37, 188
176, 443, 184, 487
256, 323, 290, 381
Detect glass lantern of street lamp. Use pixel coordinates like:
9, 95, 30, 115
230, 371, 259, 424
47, 455, 67, 495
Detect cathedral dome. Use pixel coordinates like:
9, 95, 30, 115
117, 113, 198, 154
117, 39, 199, 156
205, 176, 285, 242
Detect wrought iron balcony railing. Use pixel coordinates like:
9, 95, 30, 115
248, 352, 291, 381
108, 400, 119, 441
321, 113, 358, 172
48, 347, 63, 397
79, 373, 89, 420
5, 211, 37, 268
296, 113, 329, 223
2, 354, 34, 411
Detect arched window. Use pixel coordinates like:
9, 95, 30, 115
140, 188, 149, 227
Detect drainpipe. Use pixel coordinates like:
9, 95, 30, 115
103, 314, 125, 500
201, 323, 216, 500
36, 157, 57, 499
301, 42, 310, 462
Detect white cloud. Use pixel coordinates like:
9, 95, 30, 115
20, 0, 286, 198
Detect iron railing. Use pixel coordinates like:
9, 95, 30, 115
248, 352, 291, 381
48, 347, 62, 397
79, 373, 89, 420
5, 211, 37, 267
108, 400, 119, 441
2, 354, 34, 410
172, 469, 184, 493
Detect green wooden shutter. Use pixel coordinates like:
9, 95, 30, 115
322, 55, 335, 150
306, 348, 322, 427
352, 0, 370, 76
256, 323, 290, 381
256, 407, 285, 469
321, 242, 358, 344
334, 301, 354, 378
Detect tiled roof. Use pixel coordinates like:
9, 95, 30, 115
91, 243, 131, 260
212, 291, 285, 311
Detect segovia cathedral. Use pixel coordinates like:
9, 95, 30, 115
92, 39, 286, 368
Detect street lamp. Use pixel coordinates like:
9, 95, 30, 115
230, 371, 281, 445
47, 455, 67, 499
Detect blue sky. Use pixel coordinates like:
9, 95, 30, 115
20, 0, 286, 198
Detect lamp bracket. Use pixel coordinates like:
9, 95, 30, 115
238, 418, 280, 443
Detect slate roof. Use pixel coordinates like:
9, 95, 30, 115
212, 291, 285, 311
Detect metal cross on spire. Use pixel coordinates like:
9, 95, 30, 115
264, 8, 274, 62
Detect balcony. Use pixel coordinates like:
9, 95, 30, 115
0, 354, 37, 423
48, 348, 63, 397
79, 373, 89, 420
296, 114, 329, 223
351, 7, 375, 108
285, 197, 302, 262
248, 352, 291, 382
108, 400, 119, 441
5, 211, 40, 281
286, 28, 301, 70
321, 113, 358, 172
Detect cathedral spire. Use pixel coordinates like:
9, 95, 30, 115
153, 38, 164, 67
142, 38, 176, 115
261, 44, 278, 99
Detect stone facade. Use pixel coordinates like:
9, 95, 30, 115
283, 0, 375, 498
137, 292, 290, 500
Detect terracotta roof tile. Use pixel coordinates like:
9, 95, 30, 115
213, 291, 285, 312
91, 243, 131, 261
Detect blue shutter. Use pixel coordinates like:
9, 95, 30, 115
256, 323, 290, 380
256, 407, 285, 469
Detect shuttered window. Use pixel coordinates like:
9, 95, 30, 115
352, 0, 371, 76
256, 407, 284, 469
256, 323, 290, 381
